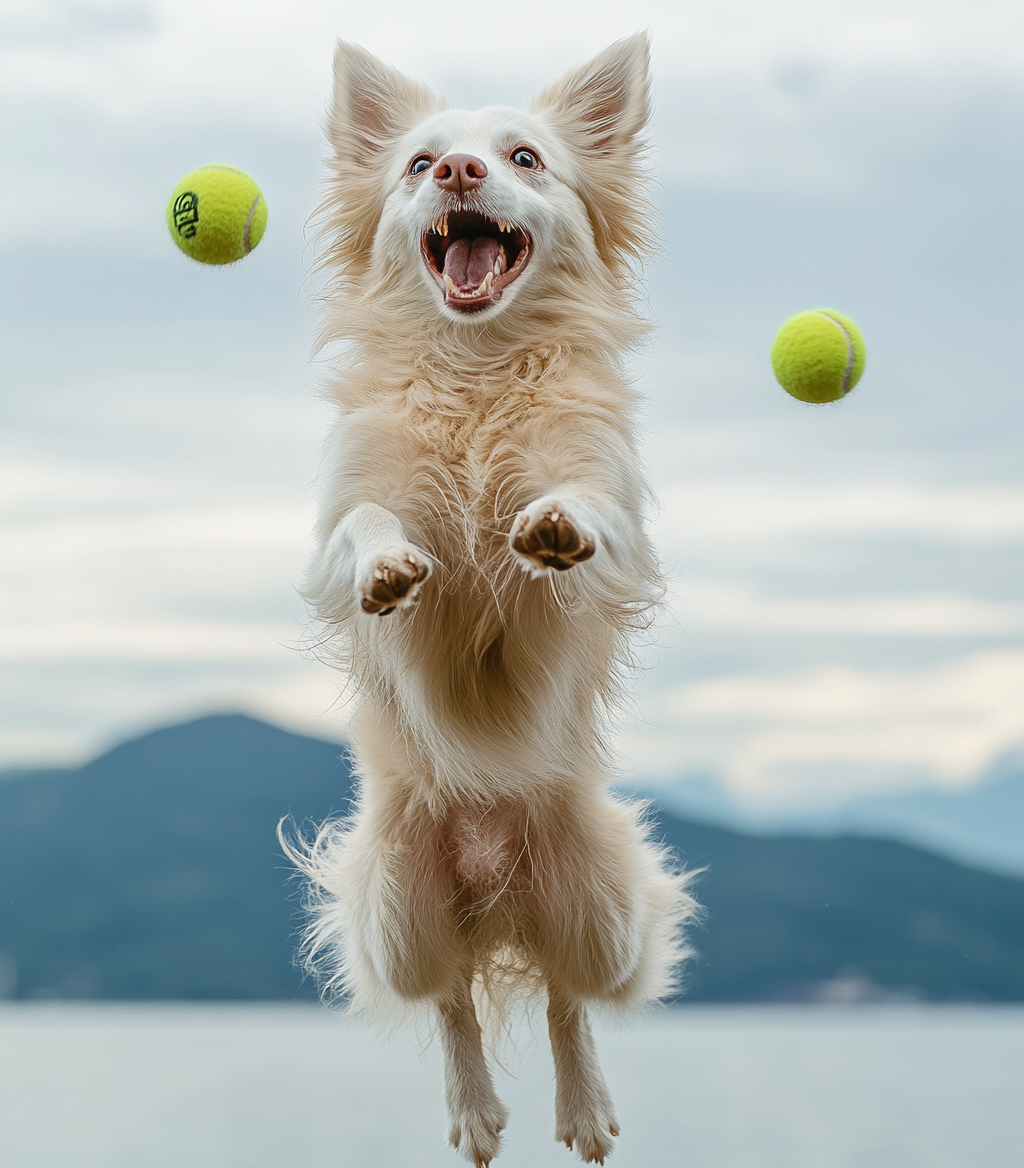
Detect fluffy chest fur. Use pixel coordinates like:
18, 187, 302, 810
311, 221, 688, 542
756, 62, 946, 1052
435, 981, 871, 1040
312, 353, 656, 799
327, 354, 635, 555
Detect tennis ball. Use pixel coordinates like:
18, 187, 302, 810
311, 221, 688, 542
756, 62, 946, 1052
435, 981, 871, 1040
770, 308, 866, 404
166, 164, 268, 265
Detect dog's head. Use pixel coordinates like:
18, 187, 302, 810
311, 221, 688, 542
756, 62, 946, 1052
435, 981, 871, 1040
320, 36, 653, 339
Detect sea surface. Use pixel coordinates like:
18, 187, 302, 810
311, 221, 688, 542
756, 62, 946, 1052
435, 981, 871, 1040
0, 1003, 1021, 1167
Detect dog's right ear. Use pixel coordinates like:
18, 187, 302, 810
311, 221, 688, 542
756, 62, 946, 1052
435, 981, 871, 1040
328, 43, 446, 166
320, 45, 447, 275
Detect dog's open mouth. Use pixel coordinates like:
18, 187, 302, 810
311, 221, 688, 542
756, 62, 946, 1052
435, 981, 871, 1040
421, 211, 532, 313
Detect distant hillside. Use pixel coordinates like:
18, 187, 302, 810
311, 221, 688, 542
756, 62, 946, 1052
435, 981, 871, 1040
660, 819, 1024, 1001
0, 715, 352, 1000
833, 754, 1024, 876
656, 753, 1024, 878
1, 714, 1023, 1001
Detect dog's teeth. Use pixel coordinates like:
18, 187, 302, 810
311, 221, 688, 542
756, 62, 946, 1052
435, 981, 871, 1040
493, 247, 507, 276
443, 274, 457, 296
475, 271, 493, 296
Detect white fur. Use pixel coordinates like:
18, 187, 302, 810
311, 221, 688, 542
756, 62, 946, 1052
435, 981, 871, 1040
281, 34, 700, 1166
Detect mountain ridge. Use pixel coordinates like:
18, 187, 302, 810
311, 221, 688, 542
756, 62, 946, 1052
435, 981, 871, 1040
1, 714, 1022, 1002
653, 753, 1024, 878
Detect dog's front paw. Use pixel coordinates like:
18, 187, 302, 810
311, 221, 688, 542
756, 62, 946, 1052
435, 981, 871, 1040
448, 1099, 509, 1167
511, 499, 596, 574
358, 548, 430, 615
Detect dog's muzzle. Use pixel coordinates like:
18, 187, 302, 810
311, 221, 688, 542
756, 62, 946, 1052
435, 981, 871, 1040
421, 211, 532, 313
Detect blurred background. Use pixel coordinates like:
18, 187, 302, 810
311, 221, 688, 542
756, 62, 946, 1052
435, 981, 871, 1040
1, 1, 1022, 1165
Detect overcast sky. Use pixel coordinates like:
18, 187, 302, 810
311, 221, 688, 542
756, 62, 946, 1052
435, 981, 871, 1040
1, 0, 1021, 808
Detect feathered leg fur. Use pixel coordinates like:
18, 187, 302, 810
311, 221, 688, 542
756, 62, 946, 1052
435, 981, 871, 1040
548, 986, 620, 1165
440, 979, 510, 1166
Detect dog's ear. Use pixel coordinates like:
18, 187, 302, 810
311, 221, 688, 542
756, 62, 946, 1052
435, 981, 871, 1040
530, 34, 654, 274
530, 34, 650, 156
329, 43, 446, 164
322, 45, 447, 271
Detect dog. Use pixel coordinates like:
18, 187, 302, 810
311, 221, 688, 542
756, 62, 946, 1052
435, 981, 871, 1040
283, 33, 698, 1166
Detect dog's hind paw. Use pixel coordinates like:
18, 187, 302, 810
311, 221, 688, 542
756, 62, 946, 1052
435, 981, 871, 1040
511, 498, 596, 575
448, 1099, 509, 1167
358, 547, 430, 615
555, 1108, 619, 1164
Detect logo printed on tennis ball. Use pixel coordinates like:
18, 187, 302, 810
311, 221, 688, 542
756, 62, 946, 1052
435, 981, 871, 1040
171, 191, 199, 239
165, 165, 267, 265
770, 309, 867, 404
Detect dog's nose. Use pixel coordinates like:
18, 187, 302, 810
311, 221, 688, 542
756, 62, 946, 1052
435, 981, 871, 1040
433, 153, 488, 194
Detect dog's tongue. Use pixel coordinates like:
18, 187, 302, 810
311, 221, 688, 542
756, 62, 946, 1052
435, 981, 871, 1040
443, 237, 500, 289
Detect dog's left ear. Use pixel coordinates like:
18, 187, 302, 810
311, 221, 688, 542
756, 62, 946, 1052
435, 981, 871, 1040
530, 34, 653, 274
530, 34, 650, 156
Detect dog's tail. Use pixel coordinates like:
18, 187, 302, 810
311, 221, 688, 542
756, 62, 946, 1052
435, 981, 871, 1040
277, 815, 372, 1010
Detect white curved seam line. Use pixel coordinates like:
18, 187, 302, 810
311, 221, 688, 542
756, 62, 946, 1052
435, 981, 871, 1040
815, 311, 855, 396
243, 195, 261, 255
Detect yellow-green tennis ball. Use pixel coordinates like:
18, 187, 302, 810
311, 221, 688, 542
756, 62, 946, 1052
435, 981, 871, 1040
770, 308, 867, 404
166, 164, 268, 265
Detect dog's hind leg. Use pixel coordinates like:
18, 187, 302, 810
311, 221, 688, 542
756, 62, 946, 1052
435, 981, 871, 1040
438, 978, 509, 1167
547, 984, 619, 1164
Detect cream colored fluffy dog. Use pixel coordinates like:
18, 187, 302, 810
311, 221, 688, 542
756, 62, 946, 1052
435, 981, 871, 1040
285, 33, 698, 1166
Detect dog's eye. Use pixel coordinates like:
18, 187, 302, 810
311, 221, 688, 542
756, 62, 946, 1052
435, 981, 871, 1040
408, 155, 433, 176
511, 148, 540, 170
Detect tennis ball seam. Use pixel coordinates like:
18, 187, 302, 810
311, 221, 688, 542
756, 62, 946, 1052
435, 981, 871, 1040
242, 196, 262, 255
813, 310, 856, 397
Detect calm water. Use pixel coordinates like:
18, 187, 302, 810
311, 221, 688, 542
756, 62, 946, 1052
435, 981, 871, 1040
0, 1004, 1021, 1167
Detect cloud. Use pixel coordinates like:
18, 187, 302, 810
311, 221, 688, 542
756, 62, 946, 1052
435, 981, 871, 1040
624, 651, 1024, 801
5, 1, 1024, 260
0, 619, 296, 662
671, 579, 1024, 638
0, 502, 314, 660
0, 1, 155, 46
3, 0, 1024, 125
0, 655, 342, 766
655, 479, 1024, 547
2, 502, 312, 565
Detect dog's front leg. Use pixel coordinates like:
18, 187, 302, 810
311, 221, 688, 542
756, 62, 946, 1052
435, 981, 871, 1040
439, 979, 509, 1167
547, 985, 619, 1164
306, 502, 431, 619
